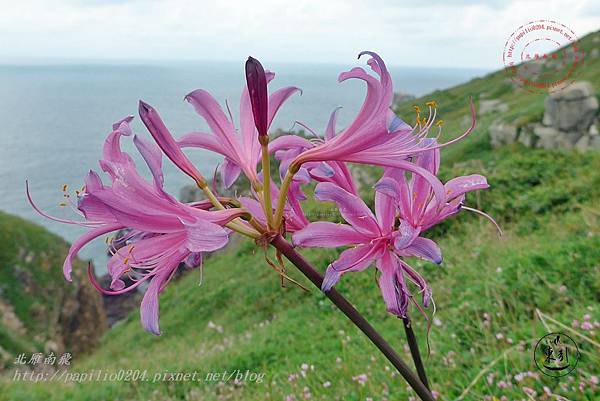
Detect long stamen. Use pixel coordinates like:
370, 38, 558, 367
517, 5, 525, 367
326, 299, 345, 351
461, 205, 503, 236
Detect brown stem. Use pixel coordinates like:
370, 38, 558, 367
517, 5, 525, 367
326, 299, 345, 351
403, 317, 430, 390
270, 234, 435, 401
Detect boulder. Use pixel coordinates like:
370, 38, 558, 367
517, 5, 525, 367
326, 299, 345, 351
534, 125, 561, 149
489, 120, 517, 147
542, 81, 598, 132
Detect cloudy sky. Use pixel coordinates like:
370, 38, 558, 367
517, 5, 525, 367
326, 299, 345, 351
0, 0, 598, 69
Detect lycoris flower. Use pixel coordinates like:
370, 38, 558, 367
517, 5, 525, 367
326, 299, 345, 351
28, 118, 244, 335
293, 183, 438, 317
269, 107, 358, 195
289, 51, 476, 204
177, 68, 300, 188
375, 139, 497, 232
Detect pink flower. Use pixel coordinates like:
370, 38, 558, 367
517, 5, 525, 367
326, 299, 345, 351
375, 140, 491, 231
293, 182, 437, 317
28, 118, 243, 335
290, 51, 476, 205
269, 108, 358, 195
178, 68, 300, 188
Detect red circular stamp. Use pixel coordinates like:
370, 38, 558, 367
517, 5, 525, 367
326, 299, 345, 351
503, 20, 585, 94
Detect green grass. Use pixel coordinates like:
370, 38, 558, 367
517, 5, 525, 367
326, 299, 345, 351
2, 29, 600, 401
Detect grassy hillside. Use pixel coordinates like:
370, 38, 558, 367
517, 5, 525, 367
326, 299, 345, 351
0, 212, 106, 369
2, 31, 600, 401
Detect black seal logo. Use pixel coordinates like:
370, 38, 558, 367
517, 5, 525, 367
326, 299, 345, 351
534, 332, 580, 377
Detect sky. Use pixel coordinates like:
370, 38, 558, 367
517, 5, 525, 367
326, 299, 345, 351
0, 0, 599, 69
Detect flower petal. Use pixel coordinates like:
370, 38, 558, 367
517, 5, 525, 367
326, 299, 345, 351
140, 269, 170, 336
221, 158, 242, 188
133, 134, 164, 189
63, 223, 124, 281
268, 86, 301, 128
376, 251, 409, 317
322, 243, 382, 291
444, 174, 489, 200
183, 218, 229, 253
139, 101, 205, 185
314, 182, 380, 236
404, 237, 442, 264
293, 222, 369, 248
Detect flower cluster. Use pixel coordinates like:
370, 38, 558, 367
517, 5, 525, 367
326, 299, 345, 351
29, 52, 494, 335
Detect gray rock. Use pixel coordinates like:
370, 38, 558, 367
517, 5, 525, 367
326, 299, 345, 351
489, 120, 518, 147
542, 81, 598, 132
479, 99, 509, 115
575, 136, 590, 152
518, 125, 536, 147
589, 123, 598, 136
534, 125, 561, 149
590, 136, 600, 149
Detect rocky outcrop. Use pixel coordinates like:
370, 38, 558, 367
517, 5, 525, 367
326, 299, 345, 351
99, 274, 142, 327
0, 211, 107, 368
489, 81, 599, 151
489, 121, 518, 147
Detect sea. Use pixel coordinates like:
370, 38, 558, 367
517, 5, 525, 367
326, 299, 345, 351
0, 60, 488, 273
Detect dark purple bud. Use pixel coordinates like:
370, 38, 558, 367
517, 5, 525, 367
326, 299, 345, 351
245, 56, 268, 137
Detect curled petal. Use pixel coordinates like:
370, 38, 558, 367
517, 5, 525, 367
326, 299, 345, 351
444, 174, 489, 200
64, 223, 124, 281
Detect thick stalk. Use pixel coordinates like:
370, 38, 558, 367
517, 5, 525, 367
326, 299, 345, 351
260, 141, 274, 228
402, 317, 430, 390
273, 169, 295, 228
270, 235, 435, 401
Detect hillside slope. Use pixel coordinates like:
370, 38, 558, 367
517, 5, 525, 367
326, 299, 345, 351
0, 212, 107, 369
2, 30, 600, 401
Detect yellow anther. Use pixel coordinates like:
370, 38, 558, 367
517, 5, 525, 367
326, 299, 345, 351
62, 184, 68, 192
413, 105, 421, 114
425, 101, 438, 108
59, 202, 67, 207
124, 258, 129, 265
63, 194, 70, 198
128, 245, 135, 253
80, 186, 85, 192
436, 120, 445, 127
75, 190, 80, 195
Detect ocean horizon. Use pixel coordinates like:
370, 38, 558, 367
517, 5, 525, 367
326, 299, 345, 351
0, 60, 489, 273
